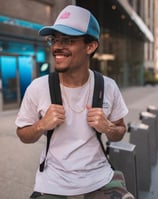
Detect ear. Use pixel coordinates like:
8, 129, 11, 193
86, 41, 99, 55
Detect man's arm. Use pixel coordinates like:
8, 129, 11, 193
102, 118, 126, 141
16, 104, 65, 143
16, 120, 46, 144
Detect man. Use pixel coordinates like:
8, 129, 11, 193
15, 5, 134, 199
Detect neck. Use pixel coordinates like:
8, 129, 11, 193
59, 70, 90, 88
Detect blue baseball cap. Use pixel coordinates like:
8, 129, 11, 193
39, 5, 100, 40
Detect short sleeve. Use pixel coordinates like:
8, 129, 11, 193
108, 80, 128, 121
15, 83, 40, 128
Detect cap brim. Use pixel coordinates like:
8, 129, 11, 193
39, 24, 85, 36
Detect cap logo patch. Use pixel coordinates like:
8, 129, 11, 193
59, 11, 71, 19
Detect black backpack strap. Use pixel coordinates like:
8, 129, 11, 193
92, 71, 104, 108
49, 71, 62, 105
39, 71, 62, 172
93, 71, 114, 169
92, 71, 107, 155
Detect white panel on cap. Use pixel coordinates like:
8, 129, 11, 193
54, 6, 90, 33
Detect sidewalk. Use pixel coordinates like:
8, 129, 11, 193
0, 85, 158, 199
0, 110, 45, 199
122, 85, 158, 199
122, 85, 158, 123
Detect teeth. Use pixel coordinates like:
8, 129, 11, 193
56, 55, 65, 58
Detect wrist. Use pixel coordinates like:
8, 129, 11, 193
105, 122, 115, 135
35, 120, 46, 133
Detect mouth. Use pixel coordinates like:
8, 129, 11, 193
53, 51, 71, 63
54, 54, 69, 58
53, 53, 71, 65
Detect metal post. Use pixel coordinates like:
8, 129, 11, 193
147, 105, 158, 151
128, 122, 151, 191
140, 111, 157, 166
108, 141, 138, 199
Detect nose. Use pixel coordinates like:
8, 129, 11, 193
50, 41, 64, 52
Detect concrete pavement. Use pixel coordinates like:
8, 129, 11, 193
0, 85, 158, 199
0, 110, 45, 199
123, 85, 158, 199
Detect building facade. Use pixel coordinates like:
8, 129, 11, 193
155, 0, 158, 78
138, 0, 156, 83
0, 0, 155, 110
76, 0, 154, 87
0, 0, 75, 110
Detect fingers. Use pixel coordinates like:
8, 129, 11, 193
87, 107, 108, 133
87, 107, 102, 119
49, 104, 65, 114
42, 104, 65, 130
87, 107, 102, 126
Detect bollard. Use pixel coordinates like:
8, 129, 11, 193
108, 141, 138, 199
147, 105, 158, 150
140, 111, 157, 166
128, 122, 151, 191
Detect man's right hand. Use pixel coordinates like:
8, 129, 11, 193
40, 104, 65, 131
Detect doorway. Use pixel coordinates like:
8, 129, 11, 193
0, 54, 33, 110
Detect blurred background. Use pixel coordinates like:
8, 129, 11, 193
1, 1, 158, 199
0, 0, 157, 111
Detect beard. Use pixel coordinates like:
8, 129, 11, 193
53, 49, 72, 73
55, 67, 69, 73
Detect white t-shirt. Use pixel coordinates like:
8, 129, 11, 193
15, 70, 128, 195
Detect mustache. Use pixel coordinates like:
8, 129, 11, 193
53, 49, 72, 57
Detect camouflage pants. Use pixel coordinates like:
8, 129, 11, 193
30, 171, 135, 199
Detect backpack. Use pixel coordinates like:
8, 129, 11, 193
39, 70, 110, 172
